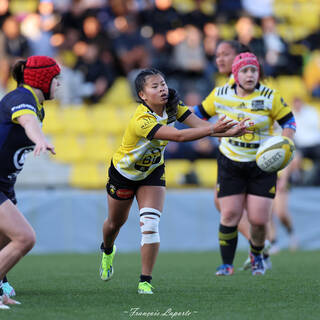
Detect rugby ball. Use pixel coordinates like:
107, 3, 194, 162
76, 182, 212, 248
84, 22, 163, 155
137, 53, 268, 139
256, 136, 295, 172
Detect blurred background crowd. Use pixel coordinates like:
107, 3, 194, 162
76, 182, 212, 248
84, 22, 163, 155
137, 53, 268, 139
2, 0, 320, 189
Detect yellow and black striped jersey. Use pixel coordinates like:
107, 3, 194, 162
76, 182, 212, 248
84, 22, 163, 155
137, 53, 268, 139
112, 102, 191, 180
198, 82, 292, 162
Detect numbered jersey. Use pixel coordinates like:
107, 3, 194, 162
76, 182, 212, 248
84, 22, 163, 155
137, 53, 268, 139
0, 85, 44, 190
198, 83, 292, 162
112, 102, 191, 180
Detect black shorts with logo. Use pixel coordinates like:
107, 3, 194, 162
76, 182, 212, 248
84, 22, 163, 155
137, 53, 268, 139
217, 150, 277, 199
106, 162, 165, 200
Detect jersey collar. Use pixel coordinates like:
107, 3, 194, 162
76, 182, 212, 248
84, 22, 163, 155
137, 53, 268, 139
22, 84, 43, 111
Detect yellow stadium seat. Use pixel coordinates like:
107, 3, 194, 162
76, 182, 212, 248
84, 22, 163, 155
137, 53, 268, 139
101, 77, 135, 105
42, 106, 64, 135
276, 76, 308, 103
61, 107, 93, 135
82, 135, 116, 164
70, 163, 107, 189
193, 159, 218, 188
90, 107, 126, 135
301, 158, 314, 172
165, 159, 192, 188
52, 134, 84, 163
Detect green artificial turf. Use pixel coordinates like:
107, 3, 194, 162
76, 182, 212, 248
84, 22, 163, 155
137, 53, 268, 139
4, 250, 320, 320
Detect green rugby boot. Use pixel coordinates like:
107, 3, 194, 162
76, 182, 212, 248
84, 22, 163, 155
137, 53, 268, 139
138, 281, 154, 294
100, 245, 116, 281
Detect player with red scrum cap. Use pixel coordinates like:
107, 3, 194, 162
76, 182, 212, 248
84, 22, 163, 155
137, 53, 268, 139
0, 56, 60, 309
193, 52, 296, 276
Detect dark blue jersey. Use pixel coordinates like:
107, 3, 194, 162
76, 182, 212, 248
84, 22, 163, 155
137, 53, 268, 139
0, 85, 44, 192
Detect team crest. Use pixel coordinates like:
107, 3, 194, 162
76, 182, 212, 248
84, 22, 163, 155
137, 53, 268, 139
109, 184, 116, 194
251, 100, 265, 110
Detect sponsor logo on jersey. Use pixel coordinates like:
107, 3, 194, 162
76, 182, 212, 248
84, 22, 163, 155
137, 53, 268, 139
11, 104, 37, 113
13, 146, 34, 170
251, 100, 265, 110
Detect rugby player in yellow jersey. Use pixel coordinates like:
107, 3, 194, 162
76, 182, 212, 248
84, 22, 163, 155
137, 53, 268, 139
99, 68, 251, 294
194, 53, 296, 276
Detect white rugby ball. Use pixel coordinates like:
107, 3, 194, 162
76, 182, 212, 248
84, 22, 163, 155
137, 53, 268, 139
256, 136, 295, 173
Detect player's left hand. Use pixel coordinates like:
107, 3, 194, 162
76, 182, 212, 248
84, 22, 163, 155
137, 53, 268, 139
166, 88, 180, 109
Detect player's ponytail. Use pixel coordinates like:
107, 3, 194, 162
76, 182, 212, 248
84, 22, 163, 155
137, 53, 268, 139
12, 60, 27, 86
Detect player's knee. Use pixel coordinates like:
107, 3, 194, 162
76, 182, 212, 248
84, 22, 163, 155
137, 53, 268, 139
139, 207, 161, 246
18, 228, 36, 254
107, 219, 125, 231
221, 210, 240, 225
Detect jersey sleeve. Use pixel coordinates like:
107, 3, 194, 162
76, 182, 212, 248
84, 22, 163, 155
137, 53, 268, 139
176, 102, 191, 122
135, 112, 162, 140
9, 91, 38, 124
200, 88, 217, 118
270, 90, 292, 121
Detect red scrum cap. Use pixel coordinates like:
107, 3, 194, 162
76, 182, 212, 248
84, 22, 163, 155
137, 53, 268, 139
23, 56, 60, 97
232, 52, 259, 85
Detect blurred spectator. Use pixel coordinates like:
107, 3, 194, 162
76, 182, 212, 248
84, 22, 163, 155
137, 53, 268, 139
149, 33, 173, 75
20, 13, 56, 57
112, 15, 150, 75
203, 22, 220, 61
292, 97, 320, 185
179, 0, 214, 30
60, 0, 87, 31
235, 16, 265, 60
292, 97, 320, 161
139, 0, 181, 34
55, 55, 96, 106
261, 16, 289, 77
172, 25, 207, 73
0, 15, 29, 89
171, 25, 210, 97
303, 50, 320, 98
74, 42, 115, 103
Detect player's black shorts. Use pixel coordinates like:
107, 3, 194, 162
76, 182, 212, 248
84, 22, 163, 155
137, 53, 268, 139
217, 150, 277, 199
0, 189, 17, 205
106, 162, 166, 200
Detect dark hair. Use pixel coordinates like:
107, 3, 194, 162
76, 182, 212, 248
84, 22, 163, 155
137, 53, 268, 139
12, 60, 27, 86
135, 68, 165, 102
216, 40, 252, 55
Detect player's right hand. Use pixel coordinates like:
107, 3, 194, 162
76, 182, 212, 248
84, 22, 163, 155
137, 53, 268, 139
34, 140, 56, 156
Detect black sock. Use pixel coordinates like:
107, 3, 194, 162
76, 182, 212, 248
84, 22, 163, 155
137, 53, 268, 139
219, 224, 238, 265
3, 276, 7, 283
250, 241, 264, 256
140, 275, 152, 283
100, 242, 113, 255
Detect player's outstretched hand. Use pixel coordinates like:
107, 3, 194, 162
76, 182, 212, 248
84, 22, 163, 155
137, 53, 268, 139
223, 118, 254, 137
212, 115, 237, 134
34, 140, 56, 156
